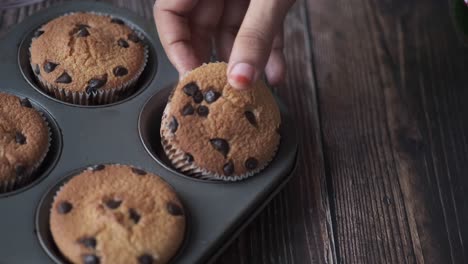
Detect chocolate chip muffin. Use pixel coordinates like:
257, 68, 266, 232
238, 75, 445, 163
30, 13, 147, 105
161, 62, 281, 181
0, 93, 50, 192
50, 164, 186, 264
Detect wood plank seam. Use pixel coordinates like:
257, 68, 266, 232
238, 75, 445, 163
302, 0, 339, 263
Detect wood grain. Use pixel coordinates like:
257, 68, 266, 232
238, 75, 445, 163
307, 0, 468, 263
0, 0, 334, 263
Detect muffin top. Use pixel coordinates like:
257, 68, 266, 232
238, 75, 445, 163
161, 62, 281, 178
30, 12, 146, 93
0, 93, 49, 183
50, 164, 186, 264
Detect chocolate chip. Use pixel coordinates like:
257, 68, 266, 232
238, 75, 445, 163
113, 66, 128, 77
223, 160, 234, 176
77, 27, 90, 37
131, 167, 147, 175
78, 237, 97, 249
34, 64, 40, 75
181, 103, 194, 116
193, 90, 204, 103
82, 254, 100, 264
128, 32, 140, 43
166, 202, 183, 216
184, 153, 194, 163
204, 90, 221, 104
15, 132, 26, 145
43, 61, 58, 73
91, 164, 105, 171
138, 254, 154, 264
57, 201, 73, 214
20, 98, 32, 108
197, 105, 209, 117
15, 164, 26, 176
210, 138, 230, 157
34, 30, 44, 38
105, 199, 122, 209
245, 157, 258, 170
86, 74, 108, 93
129, 208, 141, 224
110, 18, 125, 25
168, 116, 178, 133
245, 111, 257, 126
183, 82, 199, 96
118, 38, 129, 48
55, 72, 72, 84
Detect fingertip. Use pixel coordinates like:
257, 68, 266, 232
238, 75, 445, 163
177, 62, 198, 80
265, 64, 286, 86
265, 52, 286, 86
178, 70, 189, 81
227, 62, 258, 90
174, 62, 195, 80
165, 42, 201, 79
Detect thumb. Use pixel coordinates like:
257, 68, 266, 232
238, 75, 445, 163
227, 0, 294, 89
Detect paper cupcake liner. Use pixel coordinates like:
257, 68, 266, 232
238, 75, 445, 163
0, 110, 52, 193
160, 103, 279, 182
29, 12, 148, 105
161, 131, 279, 182
31, 46, 147, 105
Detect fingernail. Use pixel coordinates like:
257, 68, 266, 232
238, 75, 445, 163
228, 63, 256, 89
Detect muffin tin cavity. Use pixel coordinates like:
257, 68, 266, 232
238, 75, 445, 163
18, 14, 158, 107
0, 96, 62, 198
36, 165, 188, 264
139, 86, 217, 183
140, 83, 284, 183
36, 169, 88, 263
139, 87, 184, 177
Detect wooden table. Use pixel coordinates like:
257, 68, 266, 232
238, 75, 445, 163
2, 0, 467, 263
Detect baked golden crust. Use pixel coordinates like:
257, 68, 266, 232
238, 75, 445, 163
161, 62, 281, 178
30, 13, 146, 92
50, 164, 186, 264
0, 93, 49, 183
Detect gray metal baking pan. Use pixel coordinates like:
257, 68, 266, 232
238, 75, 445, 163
0, 1, 298, 263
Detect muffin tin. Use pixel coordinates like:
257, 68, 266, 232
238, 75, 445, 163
0, 2, 298, 264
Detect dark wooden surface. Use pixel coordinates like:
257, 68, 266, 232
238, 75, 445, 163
1, 0, 467, 263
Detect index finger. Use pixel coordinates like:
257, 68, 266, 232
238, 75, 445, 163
154, 0, 201, 75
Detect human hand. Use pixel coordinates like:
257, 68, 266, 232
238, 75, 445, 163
153, 0, 295, 90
